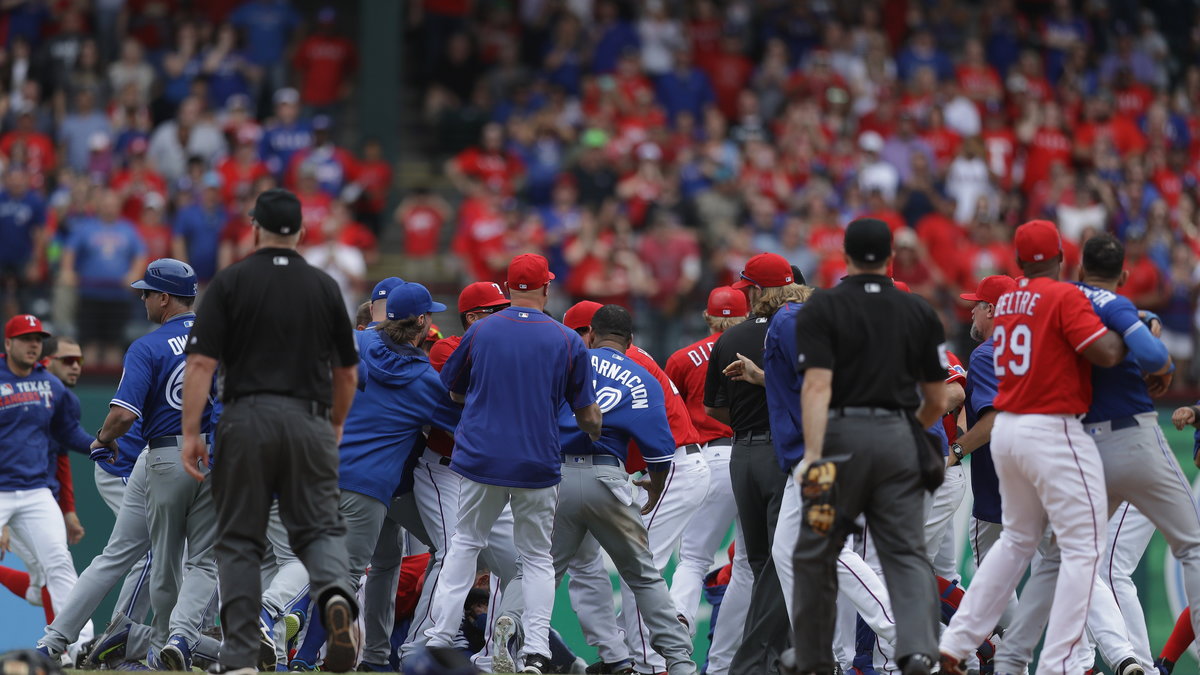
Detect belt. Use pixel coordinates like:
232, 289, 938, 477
230, 394, 331, 419
148, 434, 208, 450
1084, 416, 1140, 435
421, 447, 452, 467
829, 407, 902, 419
705, 438, 732, 447
562, 453, 622, 468
733, 430, 772, 444
683, 444, 701, 455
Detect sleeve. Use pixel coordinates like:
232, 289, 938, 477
1106, 297, 1170, 373
945, 352, 967, 385
49, 384, 95, 454
111, 341, 152, 417
794, 294, 836, 371
629, 405, 676, 468
427, 339, 455, 373
325, 278, 359, 368
439, 325, 475, 395
969, 348, 1000, 415
564, 331, 597, 411
185, 273, 229, 359
918, 303, 949, 382
702, 334, 728, 408
1059, 286, 1109, 353
763, 315, 804, 460
55, 454, 75, 513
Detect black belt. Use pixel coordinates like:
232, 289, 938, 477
562, 453, 622, 467
1105, 416, 1140, 432
684, 444, 701, 455
148, 433, 208, 450
705, 438, 733, 447
733, 430, 772, 443
231, 394, 330, 419
829, 407, 902, 419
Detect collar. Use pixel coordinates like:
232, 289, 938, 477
377, 328, 425, 357
163, 312, 196, 325
843, 273, 894, 285
253, 247, 301, 258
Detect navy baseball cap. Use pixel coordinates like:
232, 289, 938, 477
371, 277, 405, 303
386, 282, 447, 320
250, 188, 302, 235
131, 258, 199, 297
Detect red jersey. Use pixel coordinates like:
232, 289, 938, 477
292, 34, 358, 106
625, 344, 700, 473
355, 159, 393, 213
982, 128, 1017, 189
665, 333, 734, 444
426, 334, 463, 457
1075, 117, 1146, 157
216, 158, 270, 206
298, 191, 333, 244
401, 204, 445, 257
956, 64, 1000, 101
992, 277, 1109, 414
943, 351, 966, 442
453, 147, 524, 195
1024, 127, 1072, 190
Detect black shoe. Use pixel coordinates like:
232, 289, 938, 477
585, 659, 635, 674
522, 654, 552, 674
322, 594, 359, 674
900, 653, 934, 675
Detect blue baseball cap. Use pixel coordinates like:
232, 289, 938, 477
386, 282, 446, 320
131, 258, 198, 297
371, 277, 404, 302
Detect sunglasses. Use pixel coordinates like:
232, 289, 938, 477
738, 272, 762, 289
140, 290, 160, 300
52, 356, 84, 366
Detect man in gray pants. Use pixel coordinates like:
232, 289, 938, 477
492, 305, 695, 675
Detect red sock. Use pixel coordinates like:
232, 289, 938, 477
41, 586, 53, 624
0, 565, 30, 599
937, 575, 965, 608
1161, 607, 1194, 663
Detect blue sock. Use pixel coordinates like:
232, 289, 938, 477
853, 616, 877, 672
293, 608, 328, 665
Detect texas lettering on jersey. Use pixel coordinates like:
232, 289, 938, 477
0, 380, 53, 409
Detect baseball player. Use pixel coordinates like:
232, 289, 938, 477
429, 254, 600, 674
366, 277, 404, 327
939, 220, 1127, 675
561, 299, 710, 675
664, 286, 753, 674
491, 304, 697, 675
291, 281, 455, 670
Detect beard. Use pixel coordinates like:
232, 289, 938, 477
969, 324, 983, 342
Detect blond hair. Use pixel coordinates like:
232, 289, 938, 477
752, 283, 813, 317
703, 313, 748, 334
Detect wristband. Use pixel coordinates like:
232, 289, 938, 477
951, 443, 965, 462
1141, 311, 1162, 329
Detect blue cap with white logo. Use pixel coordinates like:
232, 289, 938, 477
371, 277, 404, 302
131, 258, 199, 297
386, 282, 446, 320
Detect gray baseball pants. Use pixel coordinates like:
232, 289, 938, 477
93, 462, 153, 623
362, 492, 430, 666
992, 412, 1200, 672
496, 455, 696, 675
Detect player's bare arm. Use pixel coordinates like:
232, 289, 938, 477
634, 468, 669, 516
1080, 330, 1126, 368
180, 353, 218, 482
944, 382, 965, 415
704, 405, 731, 425
1172, 405, 1200, 430
799, 367, 832, 468
574, 401, 602, 442
949, 409, 996, 467
916, 379, 947, 430
722, 353, 764, 386
93, 404, 139, 460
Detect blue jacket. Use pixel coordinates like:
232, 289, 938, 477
338, 329, 454, 504
0, 359, 93, 491
764, 302, 805, 472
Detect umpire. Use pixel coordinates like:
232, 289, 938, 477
180, 188, 362, 674
789, 218, 948, 675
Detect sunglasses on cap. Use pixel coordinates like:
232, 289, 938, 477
738, 272, 762, 289
52, 355, 84, 366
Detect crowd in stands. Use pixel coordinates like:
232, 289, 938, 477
407, 0, 1200, 388
0, 0, 374, 368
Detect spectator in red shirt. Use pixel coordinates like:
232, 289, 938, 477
956, 38, 1002, 104
216, 126, 270, 207
351, 138, 393, 235
1022, 101, 1073, 191
0, 106, 55, 182
135, 192, 173, 261
1075, 93, 1147, 162
702, 33, 753, 122
110, 138, 168, 222
446, 122, 525, 197
292, 7, 358, 116
396, 186, 450, 259
1119, 229, 1167, 310
452, 188, 509, 283
296, 167, 334, 245
636, 211, 700, 360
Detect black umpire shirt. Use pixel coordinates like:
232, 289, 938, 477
185, 247, 359, 407
794, 274, 946, 409
704, 315, 771, 433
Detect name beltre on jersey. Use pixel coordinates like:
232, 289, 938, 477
994, 290, 1040, 317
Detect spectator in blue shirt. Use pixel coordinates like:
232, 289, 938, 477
428, 254, 601, 671
0, 167, 46, 315
590, 0, 640, 73
59, 190, 147, 368
230, 0, 301, 91
654, 48, 715, 123
58, 89, 112, 174
172, 172, 228, 284
897, 28, 954, 82
260, 88, 313, 177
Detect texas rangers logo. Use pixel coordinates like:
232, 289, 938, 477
0, 384, 12, 396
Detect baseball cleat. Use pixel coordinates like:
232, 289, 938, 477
585, 658, 635, 674
492, 615, 517, 673
287, 658, 319, 672
900, 653, 933, 675
112, 660, 153, 671
86, 611, 135, 668
1154, 657, 1174, 674
34, 643, 59, 661
285, 610, 305, 649
354, 662, 392, 672
1116, 657, 1146, 675
159, 635, 193, 672
321, 594, 359, 674
257, 616, 278, 671
521, 653, 551, 674
939, 652, 967, 675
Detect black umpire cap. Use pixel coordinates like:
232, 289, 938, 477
251, 188, 302, 235
844, 218, 892, 264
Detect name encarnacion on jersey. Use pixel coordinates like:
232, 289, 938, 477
591, 355, 649, 409
994, 291, 1041, 317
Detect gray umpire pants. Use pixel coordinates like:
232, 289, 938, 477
94, 462, 154, 623
211, 395, 356, 670
729, 434, 790, 675
363, 492, 431, 665
341, 491, 389, 589
144, 436, 220, 652
497, 455, 696, 675
791, 414, 939, 673
992, 411, 1200, 672
42, 452, 154, 653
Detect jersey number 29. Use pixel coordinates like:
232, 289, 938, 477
992, 325, 1031, 377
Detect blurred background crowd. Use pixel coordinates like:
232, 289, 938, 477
5, 0, 1200, 391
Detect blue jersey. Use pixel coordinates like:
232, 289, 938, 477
260, 121, 313, 176
1072, 283, 1158, 423
45, 387, 83, 498
229, 0, 301, 66
441, 306, 596, 489
764, 302, 805, 472
111, 313, 216, 443
559, 347, 674, 466
966, 340, 1002, 523
173, 204, 228, 282
67, 218, 146, 300
0, 190, 45, 266
0, 359, 93, 491
98, 417, 146, 479
339, 329, 453, 504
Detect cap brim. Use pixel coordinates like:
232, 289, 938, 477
730, 279, 753, 290
548, 271, 557, 281
475, 298, 511, 310
959, 293, 983, 302
429, 301, 448, 313
8, 328, 50, 339
131, 280, 154, 291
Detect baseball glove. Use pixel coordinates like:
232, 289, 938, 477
800, 459, 838, 536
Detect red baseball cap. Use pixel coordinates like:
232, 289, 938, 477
893, 280, 911, 293
507, 254, 555, 291
5, 314, 49, 339
730, 253, 794, 290
1015, 220, 1062, 263
457, 282, 510, 313
960, 275, 1017, 304
563, 301, 603, 330
706, 286, 749, 317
